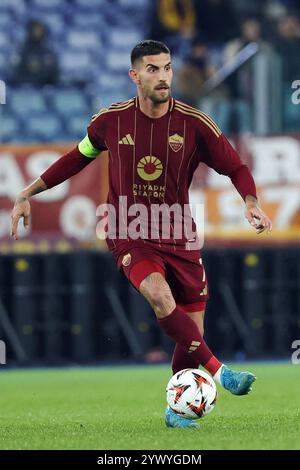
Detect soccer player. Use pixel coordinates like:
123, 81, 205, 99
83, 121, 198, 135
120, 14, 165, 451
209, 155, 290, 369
11, 40, 272, 429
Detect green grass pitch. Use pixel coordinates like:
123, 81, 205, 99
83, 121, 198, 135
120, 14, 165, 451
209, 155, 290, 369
0, 362, 299, 450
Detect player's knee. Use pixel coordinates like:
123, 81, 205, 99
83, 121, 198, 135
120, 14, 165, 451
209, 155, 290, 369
139, 273, 176, 317
140, 284, 175, 318
151, 290, 176, 318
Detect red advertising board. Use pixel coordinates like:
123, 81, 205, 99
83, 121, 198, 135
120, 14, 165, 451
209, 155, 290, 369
1, 135, 300, 251
0, 144, 108, 251
191, 134, 300, 245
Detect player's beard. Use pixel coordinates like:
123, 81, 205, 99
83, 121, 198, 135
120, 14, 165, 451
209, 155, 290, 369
148, 87, 171, 104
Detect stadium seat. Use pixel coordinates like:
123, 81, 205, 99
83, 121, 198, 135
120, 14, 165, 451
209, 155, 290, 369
0, 31, 12, 49
9, 89, 48, 117
97, 71, 130, 91
44, 12, 67, 36
74, 0, 109, 9
105, 51, 131, 72
66, 114, 91, 140
0, 11, 14, 29
100, 85, 135, 104
59, 50, 97, 82
0, 50, 9, 78
66, 30, 102, 51
25, 112, 63, 142
30, 0, 63, 9
0, 0, 25, 15
118, 0, 149, 7
71, 13, 104, 31
0, 114, 21, 142
116, 0, 151, 26
51, 88, 90, 117
109, 29, 142, 49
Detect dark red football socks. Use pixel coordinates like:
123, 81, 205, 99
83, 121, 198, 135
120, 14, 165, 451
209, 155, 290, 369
159, 306, 222, 376
172, 344, 199, 375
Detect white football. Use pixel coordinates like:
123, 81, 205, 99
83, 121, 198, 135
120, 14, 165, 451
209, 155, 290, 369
166, 368, 217, 419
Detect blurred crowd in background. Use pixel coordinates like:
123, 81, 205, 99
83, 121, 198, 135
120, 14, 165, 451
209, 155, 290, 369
0, 0, 300, 143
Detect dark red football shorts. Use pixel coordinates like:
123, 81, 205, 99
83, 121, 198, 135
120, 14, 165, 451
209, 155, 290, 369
108, 239, 208, 313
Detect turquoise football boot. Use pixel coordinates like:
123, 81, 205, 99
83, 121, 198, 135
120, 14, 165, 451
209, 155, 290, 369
165, 407, 200, 429
220, 366, 256, 395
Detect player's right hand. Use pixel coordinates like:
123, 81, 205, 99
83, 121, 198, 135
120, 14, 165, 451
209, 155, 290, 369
11, 196, 31, 240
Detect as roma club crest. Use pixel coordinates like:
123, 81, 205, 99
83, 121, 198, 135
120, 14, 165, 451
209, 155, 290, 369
122, 253, 131, 267
169, 133, 184, 152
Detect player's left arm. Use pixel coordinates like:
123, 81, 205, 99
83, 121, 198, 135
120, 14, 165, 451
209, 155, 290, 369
198, 123, 272, 234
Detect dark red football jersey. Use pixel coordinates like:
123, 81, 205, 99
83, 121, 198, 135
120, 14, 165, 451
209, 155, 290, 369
87, 97, 247, 251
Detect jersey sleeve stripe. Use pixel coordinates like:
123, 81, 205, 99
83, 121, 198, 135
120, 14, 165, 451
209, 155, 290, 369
110, 98, 134, 108
175, 102, 222, 136
178, 103, 222, 134
174, 105, 221, 138
107, 102, 135, 112
90, 102, 135, 122
93, 102, 134, 118
197, 110, 222, 134
91, 108, 109, 121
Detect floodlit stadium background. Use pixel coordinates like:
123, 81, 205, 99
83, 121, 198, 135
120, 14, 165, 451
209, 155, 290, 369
1, 0, 300, 366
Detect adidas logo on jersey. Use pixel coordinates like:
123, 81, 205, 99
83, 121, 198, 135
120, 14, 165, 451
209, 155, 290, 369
119, 134, 134, 145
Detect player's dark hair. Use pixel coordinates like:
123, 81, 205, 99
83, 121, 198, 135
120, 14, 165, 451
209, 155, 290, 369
131, 40, 170, 65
